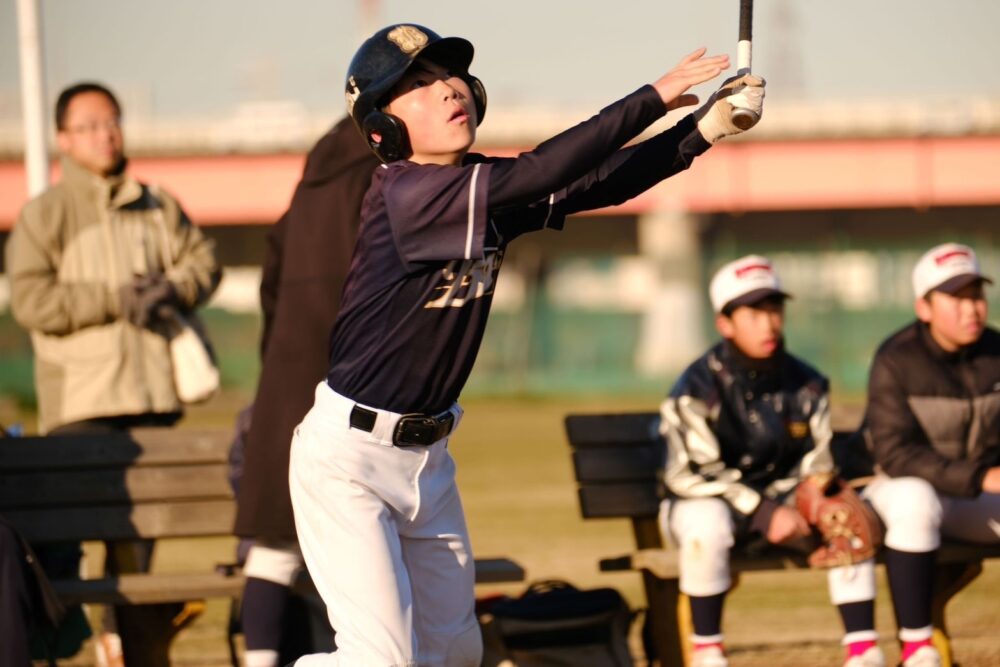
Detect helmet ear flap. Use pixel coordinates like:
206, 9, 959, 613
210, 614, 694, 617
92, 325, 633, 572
464, 75, 487, 125
362, 111, 410, 163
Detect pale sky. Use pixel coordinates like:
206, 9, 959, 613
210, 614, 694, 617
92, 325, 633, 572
1, 0, 999, 121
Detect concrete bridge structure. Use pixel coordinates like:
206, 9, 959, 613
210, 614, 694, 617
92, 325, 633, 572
2, 133, 998, 229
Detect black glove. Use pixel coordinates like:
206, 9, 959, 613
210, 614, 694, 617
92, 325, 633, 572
122, 274, 180, 328
117, 283, 142, 326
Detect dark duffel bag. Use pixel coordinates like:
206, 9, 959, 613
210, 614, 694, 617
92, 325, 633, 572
479, 579, 633, 666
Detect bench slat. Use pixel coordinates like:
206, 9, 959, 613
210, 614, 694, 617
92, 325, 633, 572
0, 430, 230, 471
0, 464, 234, 509
573, 445, 660, 483
600, 542, 1000, 580
599, 548, 811, 579
937, 541, 1000, 563
51, 556, 525, 606
564, 413, 660, 449
578, 483, 660, 518
473, 557, 526, 584
5, 499, 236, 543
52, 572, 244, 606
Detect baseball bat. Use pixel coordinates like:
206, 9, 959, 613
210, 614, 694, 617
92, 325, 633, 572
730, 0, 760, 130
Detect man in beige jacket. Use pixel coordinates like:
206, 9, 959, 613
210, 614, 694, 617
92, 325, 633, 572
4, 81, 220, 666
7, 82, 220, 435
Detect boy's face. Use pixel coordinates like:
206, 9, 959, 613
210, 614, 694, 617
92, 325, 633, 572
381, 57, 477, 165
716, 297, 785, 359
57, 91, 125, 177
915, 280, 988, 352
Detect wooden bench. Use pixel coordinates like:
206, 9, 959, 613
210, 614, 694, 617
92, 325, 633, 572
565, 411, 1000, 667
0, 428, 525, 666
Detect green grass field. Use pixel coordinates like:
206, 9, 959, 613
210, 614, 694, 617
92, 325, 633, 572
42, 396, 1000, 665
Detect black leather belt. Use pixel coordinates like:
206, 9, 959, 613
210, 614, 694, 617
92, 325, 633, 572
349, 405, 455, 447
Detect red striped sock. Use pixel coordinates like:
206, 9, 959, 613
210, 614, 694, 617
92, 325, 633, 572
846, 640, 878, 658
901, 639, 933, 662
693, 642, 726, 654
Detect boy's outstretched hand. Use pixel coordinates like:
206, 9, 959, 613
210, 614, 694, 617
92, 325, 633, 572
652, 47, 730, 112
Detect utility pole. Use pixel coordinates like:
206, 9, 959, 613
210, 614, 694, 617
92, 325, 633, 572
16, 0, 49, 197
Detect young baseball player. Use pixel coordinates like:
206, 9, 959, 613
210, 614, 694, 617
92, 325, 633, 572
658, 255, 883, 667
287, 23, 764, 666
861, 242, 1000, 667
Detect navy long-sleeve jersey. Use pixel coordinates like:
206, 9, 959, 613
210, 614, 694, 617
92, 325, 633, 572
327, 85, 711, 414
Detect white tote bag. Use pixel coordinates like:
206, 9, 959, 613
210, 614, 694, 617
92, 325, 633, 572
164, 312, 220, 404
154, 201, 220, 404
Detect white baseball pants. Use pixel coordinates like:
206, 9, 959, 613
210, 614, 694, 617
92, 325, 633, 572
288, 383, 482, 667
659, 497, 876, 605
863, 475, 1000, 552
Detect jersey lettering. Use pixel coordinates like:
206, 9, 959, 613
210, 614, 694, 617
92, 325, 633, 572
425, 248, 504, 309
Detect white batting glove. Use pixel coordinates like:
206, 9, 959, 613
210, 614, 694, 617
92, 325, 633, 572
694, 74, 765, 143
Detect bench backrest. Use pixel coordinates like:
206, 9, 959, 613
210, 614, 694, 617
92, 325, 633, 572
0, 428, 234, 544
565, 412, 867, 521
566, 412, 662, 520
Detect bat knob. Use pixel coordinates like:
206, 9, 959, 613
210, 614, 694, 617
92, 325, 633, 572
731, 106, 759, 131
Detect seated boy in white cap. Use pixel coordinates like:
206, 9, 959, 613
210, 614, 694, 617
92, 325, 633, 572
861, 242, 1000, 667
658, 255, 882, 667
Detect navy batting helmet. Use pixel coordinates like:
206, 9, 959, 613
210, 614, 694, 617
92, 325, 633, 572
345, 24, 487, 162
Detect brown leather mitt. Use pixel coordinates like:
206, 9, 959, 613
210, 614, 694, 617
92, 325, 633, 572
795, 473, 884, 568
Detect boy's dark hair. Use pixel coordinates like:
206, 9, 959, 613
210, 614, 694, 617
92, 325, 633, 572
55, 82, 121, 131
720, 293, 786, 318
922, 277, 987, 303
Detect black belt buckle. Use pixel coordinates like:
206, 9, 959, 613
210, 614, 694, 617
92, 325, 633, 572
393, 410, 455, 447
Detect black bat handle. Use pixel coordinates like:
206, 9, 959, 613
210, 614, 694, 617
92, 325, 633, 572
731, 0, 759, 129
739, 0, 753, 43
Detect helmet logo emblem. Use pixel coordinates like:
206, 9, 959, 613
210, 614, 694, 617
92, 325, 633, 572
387, 25, 428, 54
345, 75, 360, 113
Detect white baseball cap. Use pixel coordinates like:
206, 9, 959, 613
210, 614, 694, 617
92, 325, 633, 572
709, 254, 791, 314
912, 242, 992, 298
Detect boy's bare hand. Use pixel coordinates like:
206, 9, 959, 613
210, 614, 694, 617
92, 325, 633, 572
982, 466, 1000, 493
652, 47, 730, 111
766, 505, 812, 545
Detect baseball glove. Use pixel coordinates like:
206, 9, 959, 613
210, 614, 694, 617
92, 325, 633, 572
795, 473, 883, 568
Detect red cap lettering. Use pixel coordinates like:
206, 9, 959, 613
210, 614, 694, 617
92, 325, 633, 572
934, 250, 970, 265
734, 263, 772, 278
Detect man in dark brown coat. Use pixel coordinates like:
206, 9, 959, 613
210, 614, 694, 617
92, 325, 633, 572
233, 116, 378, 667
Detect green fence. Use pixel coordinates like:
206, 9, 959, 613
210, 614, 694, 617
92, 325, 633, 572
3, 207, 998, 410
